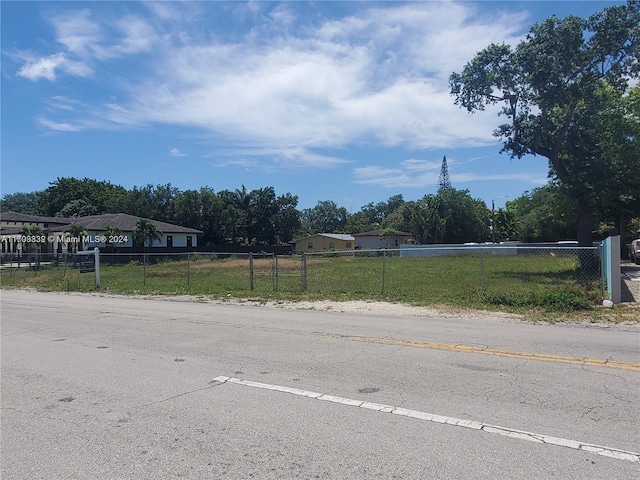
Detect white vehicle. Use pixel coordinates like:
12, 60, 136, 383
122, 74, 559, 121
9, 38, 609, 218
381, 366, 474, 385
631, 237, 640, 265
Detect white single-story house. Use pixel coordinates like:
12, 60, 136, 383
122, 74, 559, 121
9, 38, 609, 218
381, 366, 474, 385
0, 211, 202, 254
48, 213, 202, 251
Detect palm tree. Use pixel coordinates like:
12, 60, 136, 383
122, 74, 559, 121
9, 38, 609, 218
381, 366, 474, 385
20, 225, 44, 253
104, 225, 121, 265
233, 185, 251, 244
65, 224, 87, 253
20, 225, 45, 268
134, 219, 162, 264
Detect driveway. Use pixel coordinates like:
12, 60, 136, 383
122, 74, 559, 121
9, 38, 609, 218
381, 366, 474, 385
621, 264, 640, 302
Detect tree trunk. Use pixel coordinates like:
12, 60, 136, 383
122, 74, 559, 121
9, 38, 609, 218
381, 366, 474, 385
575, 196, 596, 272
575, 196, 593, 247
618, 215, 628, 260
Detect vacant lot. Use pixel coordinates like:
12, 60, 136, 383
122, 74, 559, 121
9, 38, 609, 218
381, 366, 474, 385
2, 252, 615, 319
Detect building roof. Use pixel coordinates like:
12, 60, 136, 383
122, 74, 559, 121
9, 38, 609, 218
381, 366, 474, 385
1, 211, 202, 235
295, 233, 355, 242
53, 213, 203, 234
0, 211, 74, 225
352, 229, 414, 237
0, 226, 24, 236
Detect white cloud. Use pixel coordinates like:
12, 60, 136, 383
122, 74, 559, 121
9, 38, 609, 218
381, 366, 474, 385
401, 159, 442, 172
213, 158, 259, 169
111, 15, 157, 56
25, 2, 531, 162
50, 8, 158, 61
354, 162, 547, 189
353, 165, 438, 189
17, 52, 93, 81
169, 147, 187, 157
51, 9, 103, 59
106, 2, 520, 161
36, 116, 82, 132
16, 8, 156, 83
17, 53, 66, 81
453, 172, 547, 184
209, 145, 349, 171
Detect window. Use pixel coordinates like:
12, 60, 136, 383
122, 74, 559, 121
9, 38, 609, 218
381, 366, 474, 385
186, 236, 192, 247
307, 241, 313, 249
346, 242, 352, 248
329, 241, 336, 249
167, 235, 173, 247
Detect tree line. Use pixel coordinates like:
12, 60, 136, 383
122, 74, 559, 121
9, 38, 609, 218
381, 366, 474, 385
2, 176, 638, 248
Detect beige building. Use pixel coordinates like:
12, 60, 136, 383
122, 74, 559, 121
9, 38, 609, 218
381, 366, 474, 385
294, 233, 355, 253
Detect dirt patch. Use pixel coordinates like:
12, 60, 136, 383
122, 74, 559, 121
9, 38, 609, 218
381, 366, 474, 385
151, 257, 328, 273
21, 274, 53, 286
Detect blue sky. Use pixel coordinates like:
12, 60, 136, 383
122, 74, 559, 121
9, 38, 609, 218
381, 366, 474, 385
1, 1, 624, 212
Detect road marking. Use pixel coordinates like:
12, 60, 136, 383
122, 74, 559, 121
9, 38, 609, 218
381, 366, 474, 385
315, 333, 640, 371
212, 375, 640, 463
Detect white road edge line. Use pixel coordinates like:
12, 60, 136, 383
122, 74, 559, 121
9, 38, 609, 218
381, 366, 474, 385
211, 375, 639, 463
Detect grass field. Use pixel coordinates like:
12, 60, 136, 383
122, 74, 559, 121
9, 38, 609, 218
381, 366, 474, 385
1, 252, 605, 316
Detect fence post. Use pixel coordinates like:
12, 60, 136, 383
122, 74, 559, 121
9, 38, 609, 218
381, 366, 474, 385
187, 253, 191, 288
602, 235, 621, 303
249, 253, 254, 291
273, 253, 278, 292
301, 253, 307, 292
381, 249, 387, 295
480, 247, 485, 289
94, 247, 101, 289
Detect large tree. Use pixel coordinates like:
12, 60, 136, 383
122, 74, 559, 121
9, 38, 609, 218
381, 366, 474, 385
248, 187, 279, 245
301, 200, 348, 234
577, 84, 640, 250
198, 187, 226, 245
400, 189, 489, 244
401, 198, 444, 244
346, 195, 406, 233
35, 177, 127, 217
450, 0, 639, 246
273, 193, 301, 244
0, 191, 40, 214
508, 184, 577, 242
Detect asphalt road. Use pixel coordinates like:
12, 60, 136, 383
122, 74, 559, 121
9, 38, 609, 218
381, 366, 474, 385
1, 290, 639, 479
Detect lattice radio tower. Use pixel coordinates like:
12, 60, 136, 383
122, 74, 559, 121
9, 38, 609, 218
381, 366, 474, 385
437, 155, 452, 191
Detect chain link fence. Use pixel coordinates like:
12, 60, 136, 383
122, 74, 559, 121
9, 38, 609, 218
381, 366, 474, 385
1, 245, 604, 308
301, 246, 603, 306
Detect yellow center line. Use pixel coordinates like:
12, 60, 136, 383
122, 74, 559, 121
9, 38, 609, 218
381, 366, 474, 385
318, 333, 640, 371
